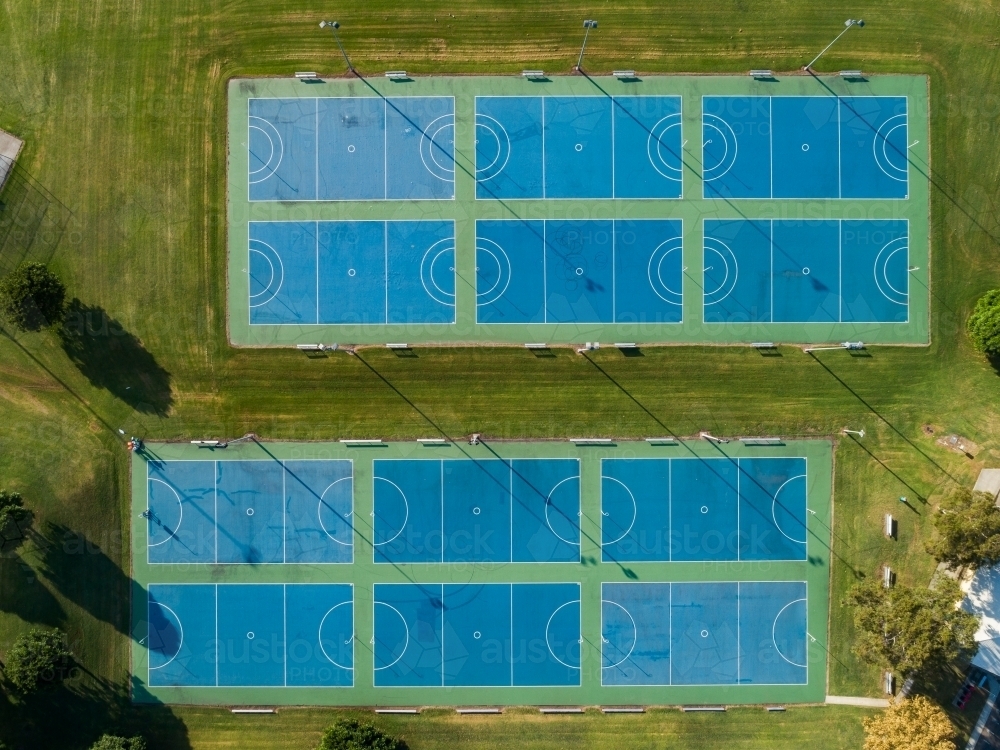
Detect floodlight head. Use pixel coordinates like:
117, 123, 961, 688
319, 20, 340, 29
846, 18, 864, 27
584, 19, 597, 28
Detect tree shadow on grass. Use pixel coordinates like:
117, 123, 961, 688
59, 299, 173, 416
0, 669, 191, 749
35, 521, 131, 637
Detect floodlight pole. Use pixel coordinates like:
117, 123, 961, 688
320, 20, 355, 74
575, 20, 598, 72
804, 19, 864, 72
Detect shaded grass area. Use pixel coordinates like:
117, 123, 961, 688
1, 0, 1000, 747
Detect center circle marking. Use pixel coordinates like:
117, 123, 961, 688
700, 630, 709, 638
575, 267, 584, 276
575, 143, 583, 152
474, 631, 482, 640
472, 507, 481, 515
348, 144, 356, 153
802, 267, 810, 275
801, 143, 810, 152
247, 631, 255, 640
700, 506, 708, 514
246, 508, 254, 516
348, 268, 356, 277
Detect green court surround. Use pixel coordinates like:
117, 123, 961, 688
131, 438, 831, 706
227, 74, 929, 347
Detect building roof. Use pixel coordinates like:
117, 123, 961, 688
964, 566, 1000, 675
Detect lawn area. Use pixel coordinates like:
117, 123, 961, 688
2, 0, 1000, 747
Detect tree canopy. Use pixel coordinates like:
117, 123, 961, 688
926, 487, 1000, 569
318, 719, 405, 750
863, 696, 956, 750
968, 289, 1000, 356
3, 628, 73, 694
0, 262, 66, 332
845, 578, 978, 676
89, 736, 147, 750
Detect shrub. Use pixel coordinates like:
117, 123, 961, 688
4, 628, 73, 694
90, 735, 147, 750
0, 262, 66, 332
967, 289, 1000, 355
318, 719, 405, 750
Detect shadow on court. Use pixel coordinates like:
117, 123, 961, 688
59, 299, 173, 416
36, 521, 132, 636
0, 668, 192, 749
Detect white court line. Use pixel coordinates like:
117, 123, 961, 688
772, 597, 809, 668
384, 221, 388, 324
772, 474, 809, 544
611, 99, 616, 199
541, 100, 546, 199
146, 479, 183, 548
371, 476, 410, 547
543, 222, 547, 323
317, 476, 354, 545
147, 602, 184, 670
283, 584, 287, 686
737, 582, 741, 684
215, 583, 219, 686
383, 99, 388, 199
372, 600, 410, 671
600, 475, 638, 547
600, 599, 637, 671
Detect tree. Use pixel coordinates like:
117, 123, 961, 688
0, 490, 31, 551
3, 628, 73, 694
967, 289, 1000, 356
863, 695, 956, 750
0, 262, 66, 332
90, 736, 147, 750
845, 578, 978, 676
926, 487, 1000, 569
318, 719, 405, 750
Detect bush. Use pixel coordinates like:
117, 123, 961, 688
4, 628, 73, 694
967, 289, 1000, 355
90, 736, 147, 750
318, 719, 405, 750
0, 262, 66, 332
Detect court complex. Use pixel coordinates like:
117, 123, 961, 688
132, 438, 830, 705
228, 74, 928, 345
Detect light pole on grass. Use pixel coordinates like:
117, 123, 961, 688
319, 20, 355, 74
804, 19, 865, 72
575, 20, 598, 72
842, 428, 866, 438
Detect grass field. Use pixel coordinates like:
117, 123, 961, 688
2, 0, 1000, 747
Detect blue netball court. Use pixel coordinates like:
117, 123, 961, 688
601, 581, 807, 686
374, 583, 581, 687
475, 96, 682, 199
703, 96, 909, 199
601, 457, 808, 563
147, 583, 354, 687
703, 219, 909, 324
145, 459, 353, 564
373, 458, 580, 564
476, 219, 683, 324
248, 220, 455, 325
248, 96, 454, 201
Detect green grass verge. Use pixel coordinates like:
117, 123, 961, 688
2, 0, 1000, 747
